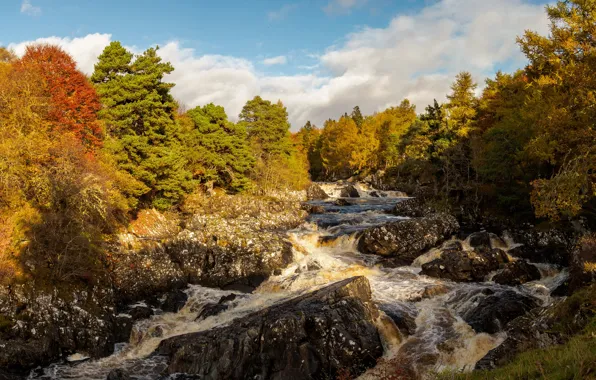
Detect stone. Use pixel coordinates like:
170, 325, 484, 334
421, 248, 509, 282
161, 290, 188, 313
391, 198, 433, 218
340, 184, 360, 198
157, 277, 384, 380
358, 213, 459, 264
492, 260, 541, 286
466, 231, 491, 251
306, 183, 329, 200
106, 368, 131, 380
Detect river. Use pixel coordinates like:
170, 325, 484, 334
29, 183, 567, 379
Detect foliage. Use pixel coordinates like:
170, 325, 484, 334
91, 42, 192, 210
180, 103, 254, 192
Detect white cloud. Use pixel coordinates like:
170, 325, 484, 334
7, 0, 550, 129
262, 55, 287, 66
20, 0, 41, 16
324, 0, 367, 15
8, 33, 112, 75
268, 4, 298, 21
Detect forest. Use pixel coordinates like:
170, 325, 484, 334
0, 0, 594, 286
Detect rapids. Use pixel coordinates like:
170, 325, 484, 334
29, 185, 567, 380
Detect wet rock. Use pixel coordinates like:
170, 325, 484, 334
112, 315, 133, 343
128, 305, 154, 321
161, 290, 189, 313
461, 290, 539, 334
380, 305, 417, 336
492, 260, 541, 286
340, 184, 360, 198
0, 337, 59, 376
301, 203, 325, 214
467, 231, 491, 251
421, 248, 509, 282
509, 227, 574, 266
157, 277, 384, 380
334, 198, 354, 206
195, 302, 229, 320
568, 233, 596, 291
391, 198, 433, 218
358, 213, 459, 264
306, 183, 329, 200
106, 368, 131, 380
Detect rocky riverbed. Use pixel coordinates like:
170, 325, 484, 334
0, 182, 592, 379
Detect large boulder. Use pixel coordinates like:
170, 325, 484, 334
492, 260, 541, 286
156, 277, 385, 380
391, 198, 433, 218
340, 184, 360, 198
421, 248, 509, 282
508, 226, 574, 266
358, 213, 459, 265
306, 183, 329, 200
459, 289, 539, 334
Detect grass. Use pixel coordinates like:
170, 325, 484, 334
438, 284, 596, 380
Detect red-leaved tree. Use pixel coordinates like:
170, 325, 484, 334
18, 44, 103, 149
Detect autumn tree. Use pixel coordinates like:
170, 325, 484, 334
517, 0, 596, 219
375, 99, 417, 168
91, 42, 192, 210
17, 44, 103, 149
295, 121, 323, 180
320, 116, 360, 178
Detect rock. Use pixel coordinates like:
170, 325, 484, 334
421, 248, 509, 282
340, 184, 360, 198
466, 231, 491, 251
380, 305, 417, 336
106, 368, 131, 380
301, 204, 325, 214
306, 183, 329, 200
492, 260, 541, 286
112, 315, 133, 343
195, 303, 229, 320
358, 213, 459, 264
334, 198, 354, 206
509, 227, 574, 266
0, 337, 59, 376
476, 285, 595, 370
128, 305, 154, 321
568, 233, 596, 291
161, 290, 188, 313
461, 289, 539, 334
157, 277, 384, 380
391, 198, 433, 217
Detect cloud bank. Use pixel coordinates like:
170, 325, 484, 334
8, 0, 550, 130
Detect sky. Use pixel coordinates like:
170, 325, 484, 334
1, 0, 552, 129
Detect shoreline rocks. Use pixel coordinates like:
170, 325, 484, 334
358, 213, 459, 264
156, 276, 386, 380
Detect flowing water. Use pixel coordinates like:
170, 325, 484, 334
29, 185, 568, 380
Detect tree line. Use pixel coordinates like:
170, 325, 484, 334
296, 0, 595, 223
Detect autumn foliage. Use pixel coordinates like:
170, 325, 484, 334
17, 44, 103, 150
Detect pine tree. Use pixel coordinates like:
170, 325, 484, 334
91, 42, 193, 210
351, 106, 364, 130
181, 103, 254, 192
239, 96, 292, 157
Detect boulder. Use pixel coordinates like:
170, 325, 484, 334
466, 231, 491, 251
461, 289, 539, 334
509, 227, 574, 266
161, 290, 189, 313
391, 198, 433, 218
106, 368, 131, 380
301, 204, 326, 214
306, 183, 329, 200
340, 184, 360, 198
195, 294, 237, 321
492, 260, 541, 286
358, 213, 459, 264
156, 277, 384, 380
421, 248, 509, 282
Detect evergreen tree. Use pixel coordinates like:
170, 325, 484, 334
239, 96, 292, 156
296, 121, 323, 180
351, 106, 364, 130
91, 42, 193, 210
181, 103, 254, 192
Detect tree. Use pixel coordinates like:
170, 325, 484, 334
446, 71, 477, 139
181, 103, 254, 192
375, 99, 417, 168
91, 42, 193, 210
517, 0, 596, 219
351, 106, 364, 130
17, 44, 103, 149
239, 96, 308, 191
295, 121, 323, 180
239, 96, 292, 156
320, 116, 360, 178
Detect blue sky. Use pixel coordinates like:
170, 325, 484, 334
2, 0, 552, 128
